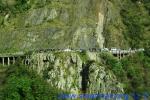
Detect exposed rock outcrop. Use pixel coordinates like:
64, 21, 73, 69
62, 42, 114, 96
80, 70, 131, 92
29, 52, 124, 94
0, 0, 108, 52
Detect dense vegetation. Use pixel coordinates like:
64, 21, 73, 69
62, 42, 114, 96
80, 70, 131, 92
120, 0, 150, 48
0, 63, 66, 100
0, 0, 149, 51
0, 0, 149, 98
121, 52, 150, 93
0, 0, 30, 13
100, 51, 150, 94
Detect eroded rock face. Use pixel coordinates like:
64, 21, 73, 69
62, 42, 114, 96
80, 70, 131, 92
29, 52, 124, 94
30, 52, 82, 93
1, 0, 17, 6
0, 0, 108, 52
25, 8, 58, 26
87, 63, 124, 94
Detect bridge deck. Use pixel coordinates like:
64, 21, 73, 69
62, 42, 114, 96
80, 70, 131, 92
0, 49, 143, 66
0, 52, 24, 57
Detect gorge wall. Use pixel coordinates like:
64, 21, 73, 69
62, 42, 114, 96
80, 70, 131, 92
0, 0, 149, 97
29, 51, 124, 94
0, 0, 105, 52
0, 0, 137, 53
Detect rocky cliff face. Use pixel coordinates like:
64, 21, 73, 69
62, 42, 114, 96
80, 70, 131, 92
0, 0, 149, 98
0, 0, 108, 52
0, 0, 149, 52
29, 51, 124, 94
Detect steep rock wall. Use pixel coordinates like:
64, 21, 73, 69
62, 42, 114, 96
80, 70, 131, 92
0, 0, 148, 52
103, 0, 129, 48
0, 0, 107, 52
29, 52, 124, 94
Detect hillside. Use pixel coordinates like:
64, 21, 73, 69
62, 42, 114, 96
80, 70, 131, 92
0, 0, 150, 99
0, 0, 149, 53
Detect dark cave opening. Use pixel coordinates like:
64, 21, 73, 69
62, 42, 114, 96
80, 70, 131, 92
80, 61, 94, 93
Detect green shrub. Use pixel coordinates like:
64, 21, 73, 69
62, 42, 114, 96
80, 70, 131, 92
100, 52, 150, 93
0, 0, 31, 14
100, 53, 125, 81
121, 52, 150, 93
0, 64, 66, 100
120, 0, 149, 48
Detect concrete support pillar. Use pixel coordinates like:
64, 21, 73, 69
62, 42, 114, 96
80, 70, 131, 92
119, 51, 120, 59
24, 59, 26, 65
129, 50, 131, 56
22, 59, 24, 65
2, 57, 4, 66
24, 56, 26, 65
8, 57, 10, 66
21, 56, 25, 64
26, 56, 28, 65
13, 57, 15, 64
117, 51, 120, 59
25, 56, 30, 65
38, 56, 40, 67
120, 52, 121, 59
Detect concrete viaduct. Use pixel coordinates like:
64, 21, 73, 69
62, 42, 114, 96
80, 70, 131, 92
0, 49, 143, 66
0, 52, 30, 66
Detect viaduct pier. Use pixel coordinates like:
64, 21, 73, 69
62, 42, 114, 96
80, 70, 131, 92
0, 52, 30, 66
